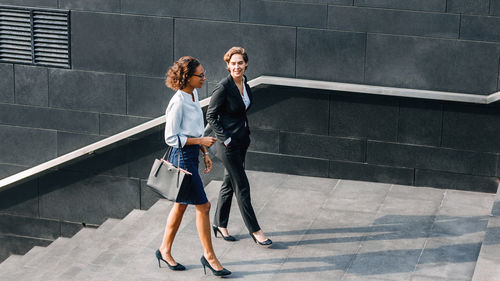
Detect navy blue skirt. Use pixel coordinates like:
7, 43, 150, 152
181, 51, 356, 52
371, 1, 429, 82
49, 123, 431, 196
168, 144, 208, 205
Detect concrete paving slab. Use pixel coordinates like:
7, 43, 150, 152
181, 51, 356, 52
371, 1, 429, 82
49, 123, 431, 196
1, 172, 498, 281
389, 184, 445, 202
323, 180, 391, 213
415, 235, 484, 280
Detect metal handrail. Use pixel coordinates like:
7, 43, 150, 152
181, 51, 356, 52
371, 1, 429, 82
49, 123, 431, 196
1, 76, 499, 191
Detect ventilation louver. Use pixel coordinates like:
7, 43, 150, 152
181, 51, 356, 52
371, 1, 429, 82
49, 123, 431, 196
0, 6, 70, 68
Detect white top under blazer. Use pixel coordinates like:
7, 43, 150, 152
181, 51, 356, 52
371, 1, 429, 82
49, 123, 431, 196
164, 89, 204, 148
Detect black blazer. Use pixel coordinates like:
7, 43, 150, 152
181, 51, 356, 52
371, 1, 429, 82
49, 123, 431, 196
206, 74, 253, 143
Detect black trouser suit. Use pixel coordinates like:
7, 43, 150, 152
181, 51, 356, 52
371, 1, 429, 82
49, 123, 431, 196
213, 134, 260, 233
206, 74, 261, 233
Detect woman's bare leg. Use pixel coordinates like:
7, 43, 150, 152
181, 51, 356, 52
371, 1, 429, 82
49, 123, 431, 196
196, 202, 223, 270
159, 203, 188, 265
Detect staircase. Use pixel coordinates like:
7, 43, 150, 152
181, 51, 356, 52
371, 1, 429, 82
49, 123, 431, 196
0, 171, 498, 281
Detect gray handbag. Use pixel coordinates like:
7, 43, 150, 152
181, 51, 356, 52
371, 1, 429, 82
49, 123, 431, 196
147, 136, 191, 201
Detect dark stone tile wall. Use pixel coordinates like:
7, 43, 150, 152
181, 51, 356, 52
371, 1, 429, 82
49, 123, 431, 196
0, 125, 57, 166
38, 170, 140, 224
0, 164, 28, 180
497, 154, 500, 177
398, 100, 442, 146
0, 181, 39, 217
365, 34, 499, 94
461, 15, 500, 43
353, 0, 446, 12
279, 131, 366, 162
99, 114, 151, 136
0, 64, 14, 103
248, 128, 280, 153
447, 0, 490, 15
296, 28, 366, 83
441, 104, 500, 153
328, 6, 459, 38
0, 103, 99, 134
71, 12, 174, 77
415, 169, 499, 193
0, 234, 52, 262
49, 69, 127, 114
246, 151, 330, 178
174, 19, 296, 82
0, 214, 61, 240
14, 65, 48, 107
57, 132, 103, 155
330, 94, 399, 141
241, 0, 327, 28
367, 141, 497, 176
247, 86, 330, 135
127, 76, 174, 118
59, 0, 120, 12
272, 0, 351, 4
0, 0, 57, 8
121, 0, 239, 22
329, 160, 414, 185
492, 0, 500, 15
246, 86, 499, 192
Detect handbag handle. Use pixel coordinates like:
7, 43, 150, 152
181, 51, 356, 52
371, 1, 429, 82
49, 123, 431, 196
160, 135, 186, 170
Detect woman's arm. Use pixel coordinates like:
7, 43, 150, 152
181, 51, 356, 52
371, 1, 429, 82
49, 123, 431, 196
164, 98, 188, 148
185, 137, 216, 147
184, 137, 215, 173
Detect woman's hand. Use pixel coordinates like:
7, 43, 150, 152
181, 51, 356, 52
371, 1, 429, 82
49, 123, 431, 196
199, 137, 216, 147
203, 155, 213, 174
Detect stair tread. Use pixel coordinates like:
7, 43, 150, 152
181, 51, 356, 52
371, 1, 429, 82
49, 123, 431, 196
29, 210, 147, 281
68, 182, 223, 280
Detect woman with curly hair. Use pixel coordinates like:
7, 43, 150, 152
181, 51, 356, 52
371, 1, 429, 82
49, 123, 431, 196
156, 56, 230, 277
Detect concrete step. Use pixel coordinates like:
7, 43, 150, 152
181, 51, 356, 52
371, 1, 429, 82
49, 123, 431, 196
0, 255, 22, 273
68, 180, 223, 281
1, 173, 497, 281
33, 210, 146, 281
471, 185, 500, 281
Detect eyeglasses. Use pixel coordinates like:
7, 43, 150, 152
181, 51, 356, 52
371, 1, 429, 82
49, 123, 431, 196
192, 73, 206, 79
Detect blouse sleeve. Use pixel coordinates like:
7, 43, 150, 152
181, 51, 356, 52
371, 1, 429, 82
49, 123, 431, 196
164, 98, 187, 148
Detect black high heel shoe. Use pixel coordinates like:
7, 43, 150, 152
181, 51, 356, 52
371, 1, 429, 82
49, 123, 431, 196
155, 249, 186, 271
250, 232, 272, 246
200, 256, 231, 276
212, 225, 236, 241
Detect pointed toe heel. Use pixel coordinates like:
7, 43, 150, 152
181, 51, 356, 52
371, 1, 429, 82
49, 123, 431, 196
155, 249, 186, 271
250, 233, 272, 246
212, 225, 236, 242
200, 256, 231, 276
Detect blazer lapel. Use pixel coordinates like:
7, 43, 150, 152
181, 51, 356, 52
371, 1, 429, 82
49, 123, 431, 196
227, 74, 246, 109
244, 75, 252, 111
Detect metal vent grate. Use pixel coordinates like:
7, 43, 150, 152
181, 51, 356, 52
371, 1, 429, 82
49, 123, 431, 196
0, 6, 70, 68
0, 7, 32, 63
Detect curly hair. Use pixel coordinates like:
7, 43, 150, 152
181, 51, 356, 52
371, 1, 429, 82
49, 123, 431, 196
224, 46, 248, 71
165, 56, 201, 90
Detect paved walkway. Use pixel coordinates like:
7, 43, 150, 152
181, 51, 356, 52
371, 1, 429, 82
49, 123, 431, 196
0, 170, 496, 281
132, 171, 495, 281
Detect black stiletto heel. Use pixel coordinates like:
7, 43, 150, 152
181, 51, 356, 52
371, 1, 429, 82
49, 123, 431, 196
250, 232, 272, 246
200, 256, 231, 276
212, 225, 236, 241
155, 249, 186, 271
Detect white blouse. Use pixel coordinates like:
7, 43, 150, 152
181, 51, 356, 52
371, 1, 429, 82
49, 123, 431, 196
164, 89, 204, 148
242, 78, 250, 109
